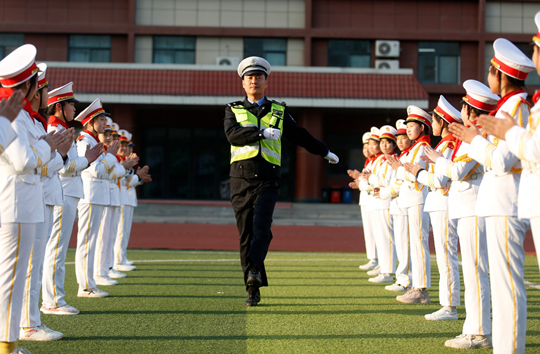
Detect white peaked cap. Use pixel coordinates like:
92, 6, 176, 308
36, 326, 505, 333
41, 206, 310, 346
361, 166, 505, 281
0, 44, 39, 88
534, 12, 540, 47
379, 125, 397, 141
462, 79, 499, 112
406, 105, 432, 129
362, 132, 371, 144
369, 126, 380, 141
491, 38, 535, 80
433, 95, 462, 124
395, 119, 407, 134
237, 56, 271, 78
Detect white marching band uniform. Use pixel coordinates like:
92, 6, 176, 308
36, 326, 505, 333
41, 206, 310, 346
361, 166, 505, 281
417, 96, 460, 311
358, 140, 377, 269
467, 39, 534, 354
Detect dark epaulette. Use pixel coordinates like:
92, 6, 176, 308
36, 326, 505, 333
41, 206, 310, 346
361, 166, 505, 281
227, 101, 244, 108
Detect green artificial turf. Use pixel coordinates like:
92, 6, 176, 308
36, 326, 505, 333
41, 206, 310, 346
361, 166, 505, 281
21, 249, 540, 353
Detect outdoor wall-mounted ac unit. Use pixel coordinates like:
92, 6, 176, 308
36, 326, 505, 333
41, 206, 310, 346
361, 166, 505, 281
375, 59, 400, 70
375, 40, 400, 57
216, 57, 240, 66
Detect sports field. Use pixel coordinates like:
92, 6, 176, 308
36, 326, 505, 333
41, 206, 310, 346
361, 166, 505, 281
24, 249, 540, 353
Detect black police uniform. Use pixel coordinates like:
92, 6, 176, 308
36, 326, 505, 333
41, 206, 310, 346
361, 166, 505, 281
224, 97, 329, 290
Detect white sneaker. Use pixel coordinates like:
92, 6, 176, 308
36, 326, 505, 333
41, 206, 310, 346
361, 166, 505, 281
366, 265, 381, 276
40, 304, 79, 315
445, 334, 492, 349
19, 324, 63, 341
425, 306, 458, 321
359, 259, 378, 270
109, 268, 127, 278
125, 259, 134, 265
77, 287, 109, 298
368, 273, 394, 283
114, 263, 136, 271
95, 275, 119, 286
385, 283, 407, 292
396, 287, 431, 304
11, 348, 31, 354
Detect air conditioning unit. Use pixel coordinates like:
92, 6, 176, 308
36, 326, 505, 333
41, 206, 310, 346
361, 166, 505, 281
216, 57, 240, 67
375, 40, 400, 57
375, 60, 399, 70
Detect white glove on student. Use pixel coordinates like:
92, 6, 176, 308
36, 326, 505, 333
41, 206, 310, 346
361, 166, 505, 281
263, 128, 281, 141
324, 151, 339, 164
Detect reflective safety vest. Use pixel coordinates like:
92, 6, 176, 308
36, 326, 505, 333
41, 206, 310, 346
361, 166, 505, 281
230, 102, 285, 166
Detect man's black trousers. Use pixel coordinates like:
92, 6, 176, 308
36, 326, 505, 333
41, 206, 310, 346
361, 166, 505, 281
230, 177, 280, 290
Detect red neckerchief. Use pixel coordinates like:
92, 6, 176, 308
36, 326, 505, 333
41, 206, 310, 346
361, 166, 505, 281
435, 133, 457, 150
533, 90, 540, 104
77, 129, 100, 143
48, 115, 69, 129
363, 157, 371, 169
0, 88, 40, 125
408, 135, 431, 152
116, 155, 122, 163
488, 89, 525, 116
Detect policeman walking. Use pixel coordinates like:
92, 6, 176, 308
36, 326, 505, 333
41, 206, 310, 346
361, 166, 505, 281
224, 57, 339, 306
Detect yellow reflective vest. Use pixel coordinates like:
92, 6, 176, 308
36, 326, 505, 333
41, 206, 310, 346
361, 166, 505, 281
230, 103, 285, 166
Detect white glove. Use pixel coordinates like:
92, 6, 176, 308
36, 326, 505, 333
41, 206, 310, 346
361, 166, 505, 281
325, 151, 339, 164
263, 128, 281, 141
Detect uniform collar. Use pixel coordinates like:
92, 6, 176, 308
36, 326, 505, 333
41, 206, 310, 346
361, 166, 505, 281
246, 96, 266, 107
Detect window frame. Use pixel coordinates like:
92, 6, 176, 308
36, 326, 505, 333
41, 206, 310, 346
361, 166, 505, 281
68, 35, 112, 63
327, 39, 371, 68
417, 41, 461, 85
152, 35, 196, 65
243, 37, 288, 66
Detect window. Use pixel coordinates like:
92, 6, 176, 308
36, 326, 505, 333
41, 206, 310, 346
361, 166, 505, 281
244, 38, 287, 66
153, 36, 195, 64
0, 34, 24, 60
69, 35, 111, 62
328, 40, 371, 68
418, 42, 460, 84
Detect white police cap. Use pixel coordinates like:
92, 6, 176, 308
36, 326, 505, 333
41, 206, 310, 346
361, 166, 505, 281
237, 56, 271, 78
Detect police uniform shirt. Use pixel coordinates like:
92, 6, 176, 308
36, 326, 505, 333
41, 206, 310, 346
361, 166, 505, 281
224, 97, 329, 179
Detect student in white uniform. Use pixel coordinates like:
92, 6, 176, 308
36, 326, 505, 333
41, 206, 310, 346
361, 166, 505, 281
479, 12, 540, 278
0, 44, 64, 354
351, 132, 378, 271
75, 98, 120, 298
19, 64, 69, 342
405, 96, 461, 321
367, 126, 399, 284
41, 83, 102, 315
387, 106, 432, 304
450, 39, 533, 354
431, 80, 497, 349
378, 120, 411, 292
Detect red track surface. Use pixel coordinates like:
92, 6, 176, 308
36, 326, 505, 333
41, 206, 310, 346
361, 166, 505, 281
69, 222, 537, 256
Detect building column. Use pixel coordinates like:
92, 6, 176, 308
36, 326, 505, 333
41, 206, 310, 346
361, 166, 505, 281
295, 108, 324, 202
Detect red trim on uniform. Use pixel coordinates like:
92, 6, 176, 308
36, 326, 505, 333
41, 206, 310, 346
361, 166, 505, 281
81, 129, 100, 143
0, 62, 38, 87
462, 94, 497, 112
48, 115, 69, 129
380, 132, 396, 141
435, 133, 457, 150
491, 57, 529, 80
433, 106, 460, 124
37, 78, 48, 90
396, 128, 407, 135
406, 114, 432, 129
533, 90, 540, 104
47, 93, 75, 106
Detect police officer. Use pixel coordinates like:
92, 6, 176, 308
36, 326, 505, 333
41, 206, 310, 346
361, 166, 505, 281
224, 56, 339, 306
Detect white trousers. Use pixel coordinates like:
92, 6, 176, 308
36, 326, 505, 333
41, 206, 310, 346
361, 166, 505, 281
531, 217, 540, 275
430, 210, 460, 307
75, 203, 104, 290
457, 216, 490, 335
114, 205, 134, 266
393, 214, 410, 287
407, 204, 431, 289
360, 206, 377, 260
371, 209, 396, 274
486, 216, 527, 354
0, 223, 35, 343
20, 206, 54, 329
95, 206, 120, 277
42, 195, 79, 308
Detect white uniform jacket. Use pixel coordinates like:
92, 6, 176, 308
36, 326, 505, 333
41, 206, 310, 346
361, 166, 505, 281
395, 139, 430, 208
505, 99, 540, 219
77, 131, 117, 206
417, 137, 455, 213
0, 116, 17, 155
48, 119, 89, 199
434, 140, 484, 220
368, 154, 396, 210
0, 109, 52, 223
468, 92, 530, 217
120, 170, 141, 207
359, 158, 375, 207
108, 156, 126, 207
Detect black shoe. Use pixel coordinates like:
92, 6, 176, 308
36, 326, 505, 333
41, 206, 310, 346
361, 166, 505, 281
246, 265, 262, 288
244, 287, 260, 307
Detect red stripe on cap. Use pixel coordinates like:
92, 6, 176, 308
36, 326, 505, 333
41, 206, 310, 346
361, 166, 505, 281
491, 57, 529, 80
369, 134, 380, 140
462, 95, 497, 112
406, 114, 432, 128
396, 129, 407, 134
80, 107, 105, 125
380, 132, 396, 141
37, 79, 48, 90
119, 136, 128, 141
48, 93, 75, 106
0, 62, 39, 87
433, 106, 459, 124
